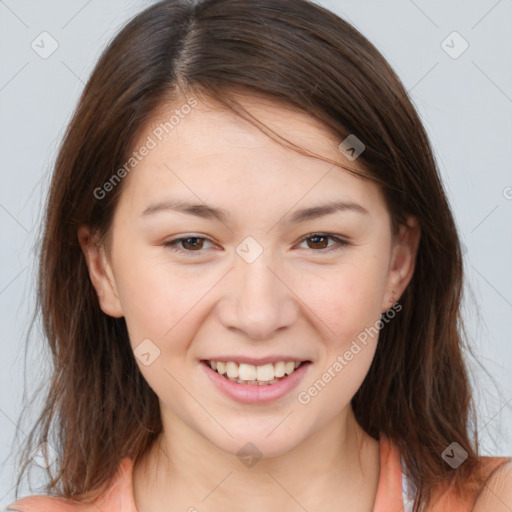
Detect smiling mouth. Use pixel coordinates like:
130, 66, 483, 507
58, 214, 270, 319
203, 360, 309, 386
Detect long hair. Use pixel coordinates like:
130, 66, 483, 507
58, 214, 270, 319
14, 0, 489, 509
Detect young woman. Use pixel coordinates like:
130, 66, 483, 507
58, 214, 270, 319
8, 0, 511, 511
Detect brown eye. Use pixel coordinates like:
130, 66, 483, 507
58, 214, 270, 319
306, 235, 329, 249
181, 237, 204, 250
164, 236, 214, 254
297, 233, 349, 253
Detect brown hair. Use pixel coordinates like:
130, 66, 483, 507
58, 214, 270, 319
13, 0, 493, 509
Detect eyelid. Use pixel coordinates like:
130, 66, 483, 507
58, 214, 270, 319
163, 235, 216, 254
295, 233, 349, 252
163, 233, 350, 255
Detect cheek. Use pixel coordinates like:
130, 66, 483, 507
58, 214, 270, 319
298, 339, 377, 423
295, 256, 388, 343
111, 248, 197, 348
294, 262, 384, 414
112, 254, 208, 411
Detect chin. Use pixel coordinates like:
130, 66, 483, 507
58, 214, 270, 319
204, 425, 303, 462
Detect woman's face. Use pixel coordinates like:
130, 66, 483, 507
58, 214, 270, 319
80, 93, 419, 458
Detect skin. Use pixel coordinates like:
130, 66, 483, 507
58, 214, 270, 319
78, 92, 421, 512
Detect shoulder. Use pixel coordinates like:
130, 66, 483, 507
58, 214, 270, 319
472, 458, 512, 512
6, 457, 136, 512
4, 495, 89, 512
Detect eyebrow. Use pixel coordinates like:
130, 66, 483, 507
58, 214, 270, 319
141, 199, 369, 224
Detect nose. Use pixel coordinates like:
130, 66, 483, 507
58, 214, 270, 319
216, 249, 298, 340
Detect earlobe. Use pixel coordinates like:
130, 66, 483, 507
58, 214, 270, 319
382, 215, 421, 312
77, 225, 124, 318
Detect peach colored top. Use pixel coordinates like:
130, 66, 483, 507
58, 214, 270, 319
7, 436, 511, 512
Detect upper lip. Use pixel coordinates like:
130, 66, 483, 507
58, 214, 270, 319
202, 356, 310, 366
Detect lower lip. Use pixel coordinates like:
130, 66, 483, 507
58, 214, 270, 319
200, 361, 312, 404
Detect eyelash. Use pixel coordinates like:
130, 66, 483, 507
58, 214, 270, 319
163, 233, 349, 255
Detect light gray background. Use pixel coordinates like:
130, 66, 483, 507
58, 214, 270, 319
1, 0, 511, 507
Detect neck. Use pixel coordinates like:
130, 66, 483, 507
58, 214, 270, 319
133, 406, 380, 512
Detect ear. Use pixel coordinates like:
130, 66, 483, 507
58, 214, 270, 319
382, 214, 421, 312
77, 225, 124, 318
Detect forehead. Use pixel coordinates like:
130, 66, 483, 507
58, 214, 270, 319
118, 92, 382, 215
147, 91, 343, 155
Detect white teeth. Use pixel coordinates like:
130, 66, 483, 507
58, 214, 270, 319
208, 359, 304, 384
256, 363, 275, 382
274, 361, 286, 378
238, 363, 256, 381
284, 361, 295, 375
226, 361, 238, 378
